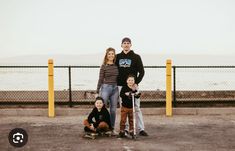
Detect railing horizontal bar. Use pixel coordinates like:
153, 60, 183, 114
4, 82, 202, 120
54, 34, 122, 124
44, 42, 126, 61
56, 66, 166, 68
1, 65, 235, 68
0, 66, 48, 68
174, 66, 235, 68
0, 65, 166, 68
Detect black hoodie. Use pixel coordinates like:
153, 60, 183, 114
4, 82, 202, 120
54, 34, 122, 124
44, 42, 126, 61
87, 106, 111, 128
115, 50, 145, 86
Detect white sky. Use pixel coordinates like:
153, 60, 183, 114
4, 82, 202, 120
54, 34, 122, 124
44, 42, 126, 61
0, 0, 235, 58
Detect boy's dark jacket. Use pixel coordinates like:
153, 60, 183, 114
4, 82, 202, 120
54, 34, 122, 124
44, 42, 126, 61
116, 50, 145, 86
88, 106, 111, 128
120, 85, 140, 108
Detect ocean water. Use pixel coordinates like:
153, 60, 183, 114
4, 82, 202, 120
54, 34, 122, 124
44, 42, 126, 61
0, 67, 235, 91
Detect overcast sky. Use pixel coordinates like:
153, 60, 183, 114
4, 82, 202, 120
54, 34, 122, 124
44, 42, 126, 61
0, 0, 235, 58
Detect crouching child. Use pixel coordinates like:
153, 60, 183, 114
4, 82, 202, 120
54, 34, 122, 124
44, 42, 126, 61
83, 97, 112, 135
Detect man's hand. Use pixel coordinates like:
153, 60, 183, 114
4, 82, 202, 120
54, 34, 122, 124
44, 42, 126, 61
132, 84, 139, 91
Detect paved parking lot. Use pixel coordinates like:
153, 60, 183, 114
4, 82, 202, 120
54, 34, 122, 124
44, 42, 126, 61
0, 109, 235, 151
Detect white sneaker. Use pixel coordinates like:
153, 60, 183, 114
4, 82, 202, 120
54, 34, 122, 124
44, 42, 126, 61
124, 130, 129, 136
111, 130, 118, 136
104, 131, 112, 135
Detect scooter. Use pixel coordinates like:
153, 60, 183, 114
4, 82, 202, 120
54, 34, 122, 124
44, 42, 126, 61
131, 93, 137, 140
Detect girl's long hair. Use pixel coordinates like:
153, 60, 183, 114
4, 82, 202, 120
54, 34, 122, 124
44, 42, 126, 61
102, 47, 116, 65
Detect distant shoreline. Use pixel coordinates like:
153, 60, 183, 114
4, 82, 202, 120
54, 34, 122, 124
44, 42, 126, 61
1, 54, 235, 66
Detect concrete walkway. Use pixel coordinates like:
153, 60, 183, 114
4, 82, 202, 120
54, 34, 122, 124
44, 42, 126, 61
1, 107, 235, 116
0, 108, 235, 151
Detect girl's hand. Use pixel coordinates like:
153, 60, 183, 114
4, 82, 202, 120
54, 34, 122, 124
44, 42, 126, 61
125, 92, 130, 96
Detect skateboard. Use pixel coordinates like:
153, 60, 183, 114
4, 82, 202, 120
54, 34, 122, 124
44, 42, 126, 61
83, 131, 112, 139
83, 132, 98, 139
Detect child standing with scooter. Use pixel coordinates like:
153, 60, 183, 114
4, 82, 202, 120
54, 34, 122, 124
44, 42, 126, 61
119, 75, 141, 139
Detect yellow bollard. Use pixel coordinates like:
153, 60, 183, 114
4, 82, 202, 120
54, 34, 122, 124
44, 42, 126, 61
48, 59, 55, 117
166, 59, 172, 116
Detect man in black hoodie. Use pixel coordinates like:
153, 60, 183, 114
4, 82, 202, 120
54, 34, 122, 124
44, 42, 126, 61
115, 37, 148, 136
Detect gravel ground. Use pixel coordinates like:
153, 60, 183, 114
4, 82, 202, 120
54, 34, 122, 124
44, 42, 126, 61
0, 114, 235, 151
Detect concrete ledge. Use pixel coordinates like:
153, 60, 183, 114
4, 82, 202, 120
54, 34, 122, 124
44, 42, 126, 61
0, 108, 235, 116
173, 108, 197, 115
0, 109, 47, 116
196, 108, 235, 115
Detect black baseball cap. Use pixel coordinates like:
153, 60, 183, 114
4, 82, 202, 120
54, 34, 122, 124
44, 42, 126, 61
121, 37, 131, 44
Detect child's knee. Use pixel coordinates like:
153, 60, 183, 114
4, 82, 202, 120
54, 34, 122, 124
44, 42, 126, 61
98, 122, 109, 129
83, 119, 89, 126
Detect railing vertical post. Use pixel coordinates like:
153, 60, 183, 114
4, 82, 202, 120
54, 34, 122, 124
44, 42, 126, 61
48, 59, 55, 117
166, 59, 172, 116
173, 66, 176, 107
68, 66, 73, 107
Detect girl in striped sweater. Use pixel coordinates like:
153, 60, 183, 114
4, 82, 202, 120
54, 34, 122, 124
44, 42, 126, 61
96, 47, 119, 134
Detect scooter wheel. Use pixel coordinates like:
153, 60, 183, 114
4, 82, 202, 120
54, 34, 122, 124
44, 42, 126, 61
132, 135, 137, 140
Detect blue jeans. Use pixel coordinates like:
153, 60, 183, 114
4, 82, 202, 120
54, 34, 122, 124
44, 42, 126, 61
118, 86, 145, 132
100, 84, 119, 129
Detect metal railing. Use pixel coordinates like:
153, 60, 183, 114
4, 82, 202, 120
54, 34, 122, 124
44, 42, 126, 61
172, 66, 235, 107
0, 65, 235, 107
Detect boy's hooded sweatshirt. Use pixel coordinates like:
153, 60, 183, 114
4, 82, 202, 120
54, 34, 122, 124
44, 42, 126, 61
87, 106, 111, 128
120, 85, 134, 108
120, 85, 140, 108
116, 50, 145, 86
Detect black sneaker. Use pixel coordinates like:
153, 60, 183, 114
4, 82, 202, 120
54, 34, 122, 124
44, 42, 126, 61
129, 132, 134, 138
119, 131, 125, 138
139, 130, 148, 136
96, 128, 102, 135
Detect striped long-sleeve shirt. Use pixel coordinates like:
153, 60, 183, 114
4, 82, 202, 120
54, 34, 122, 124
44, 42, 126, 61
96, 64, 119, 93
